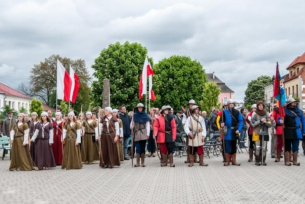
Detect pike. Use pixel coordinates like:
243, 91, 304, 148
97, 107, 104, 166
130, 115, 135, 167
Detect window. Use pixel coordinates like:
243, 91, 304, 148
296, 85, 298, 97
12, 102, 15, 109
292, 86, 294, 95
297, 68, 299, 73
285, 88, 287, 95
18, 102, 20, 109
288, 87, 291, 96
224, 97, 228, 104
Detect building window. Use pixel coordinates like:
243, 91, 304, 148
292, 86, 294, 96
288, 87, 290, 96
296, 85, 298, 97
285, 88, 287, 96
297, 68, 299, 73
224, 97, 228, 104
12, 102, 15, 109
18, 102, 20, 109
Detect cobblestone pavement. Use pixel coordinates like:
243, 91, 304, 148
0, 146, 305, 204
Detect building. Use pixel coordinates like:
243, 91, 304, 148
0, 82, 32, 113
264, 83, 274, 112
206, 72, 234, 105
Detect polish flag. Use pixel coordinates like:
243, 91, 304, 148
139, 56, 156, 100
57, 60, 72, 102
148, 63, 156, 101
69, 66, 80, 103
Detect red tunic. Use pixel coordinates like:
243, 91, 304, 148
272, 110, 283, 135
153, 115, 176, 143
246, 111, 254, 135
52, 121, 63, 165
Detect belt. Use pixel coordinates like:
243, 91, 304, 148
85, 133, 95, 135
67, 136, 76, 139
159, 130, 172, 134
14, 135, 23, 138
103, 131, 114, 135
230, 127, 237, 130
285, 126, 300, 129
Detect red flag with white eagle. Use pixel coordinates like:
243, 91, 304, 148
139, 56, 156, 100
57, 60, 72, 102
69, 66, 80, 103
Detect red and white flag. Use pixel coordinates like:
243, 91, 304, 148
69, 66, 80, 103
57, 60, 71, 102
139, 56, 156, 100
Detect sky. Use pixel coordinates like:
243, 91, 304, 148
1, 0, 305, 101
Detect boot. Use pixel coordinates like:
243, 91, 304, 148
161, 154, 167, 167
141, 154, 145, 167
275, 150, 281, 162
289, 151, 293, 162
199, 154, 208, 166
293, 151, 300, 166
188, 154, 194, 167
147, 152, 152, 157
224, 154, 230, 166
194, 153, 199, 163
284, 151, 291, 166
255, 154, 261, 166
248, 149, 253, 162
184, 152, 190, 163
232, 154, 240, 166
262, 156, 267, 166
134, 154, 140, 167
169, 154, 175, 167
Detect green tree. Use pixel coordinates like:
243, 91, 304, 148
0, 105, 16, 119
200, 82, 221, 114
18, 106, 27, 114
244, 75, 272, 106
60, 101, 68, 116
152, 56, 207, 111
29, 98, 43, 117
92, 41, 149, 110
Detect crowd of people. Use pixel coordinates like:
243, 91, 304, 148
2, 96, 305, 171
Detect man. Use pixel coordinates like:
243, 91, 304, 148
2, 111, 16, 137
174, 111, 184, 134
239, 108, 248, 148
184, 105, 208, 167
119, 106, 131, 160
216, 103, 227, 162
246, 104, 257, 162
202, 111, 209, 132
47, 110, 54, 122
220, 99, 243, 166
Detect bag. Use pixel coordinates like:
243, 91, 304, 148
252, 131, 260, 141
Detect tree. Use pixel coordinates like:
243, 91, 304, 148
92, 41, 149, 110
244, 75, 272, 106
59, 101, 68, 116
29, 98, 43, 118
152, 56, 207, 111
18, 107, 27, 114
200, 82, 221, 114
0, 105, 16, 119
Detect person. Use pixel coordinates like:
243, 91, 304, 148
216, 103, 227, 162
29, 112, 39, 163
269, 110, 277, 158
31, 112, 56, 170
24, 113, 30, 127
220, 99, 243, 166
184, 105, 208, 167
239, 108, 248, 148
62, 112, 82, 170
78, 112, 84, 150
153, 105, 177, 167
113, 109, 124, 161
251, 101, 274, 166
202, 111, 210, 133
3, 110, 16, 137
48, 110, 54, 122
273, 105, 284, 162
283, 96, 305, 166
9, 113, 33, 171
147, 108, 156, 157
209, 108, 218, 132
174, 111, 184, 134
52, 112, 63, 165
130, 103, 150, 167
119, 106, 131, 160
246, 104, 257, 162
99, 107, 120, 168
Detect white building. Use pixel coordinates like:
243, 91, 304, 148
264, 83, 274, 112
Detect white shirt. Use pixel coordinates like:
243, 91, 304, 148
99, 116, 120, 136
184, 115, 207, 137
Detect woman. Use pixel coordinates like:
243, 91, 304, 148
130, 103, 151, 167
147, 108, 156, 157
62, 112, 83, 169
273, 105, 283, 162
31, 112, 56, 170
9, 113, 33, 171
52, 112, 63, 165
29, 112, 39, 163
81, 111, 99, 164
112, 109, 124, 162
251, 101, 274, 166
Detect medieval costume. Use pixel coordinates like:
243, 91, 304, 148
251, 101, 274, 166
99, 107, 120, 168
221, 99, 243, 166
29, 112, 39, 164
273, 106, 284, 162
130, 103, 151, 167
184, 105, 208, 167
62, 112, 83, 170
154, 105, 177, 167
147, 109, 157, 157
9, 113, 33, 171
52, 112, 63, 165
113, 109, 124, 162
31, 112, 56, 170
216, 104, 227, 162
81, 111, 99, 164
2, 111, 16, 136
246, 104, 257, 162
119, 108, 131, 160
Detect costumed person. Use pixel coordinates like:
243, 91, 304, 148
130, 103, 150, 167
147, 108, 156, 157
47, 110, 54, 122
273, 104, 284, 162
62, 112, 82, 170
119, 106, 131, 160
216, 103, 227, 162
246, 104, 257, 162
30, 112, 56, 170
112, 109, 124, 162
52, 112, 63, 165
283, 96, 305, 166
184, 105, 208, 167
220, 99, 243, 166
78, 112, 84, 150
81, 111, 99, 164
251, 101, 274, 166
3, 110, 16, 137
9, 113, 33, 171
29, 112, 39, 164
154, 105, 177, 167
99, 107, 120, 168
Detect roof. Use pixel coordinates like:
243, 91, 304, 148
287, 52, 305, 69
0, 82, 31, 99
206, 73, 234, 93
42, 104, 56, 112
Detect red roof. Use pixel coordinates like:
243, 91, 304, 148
0, 82, 31, 99
42, 104, 56, 112
287, 52, 305, 69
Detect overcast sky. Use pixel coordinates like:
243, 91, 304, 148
1, 0, 305, 101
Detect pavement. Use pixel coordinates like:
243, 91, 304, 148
0, 145, 305, 204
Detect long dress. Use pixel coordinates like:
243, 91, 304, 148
117, 119, 124, 161
31, 122, 56, 170
99, 116, 120, 168
29, 121, 39, 164
81, 120, 99, 164
9, 122, 33, 171
62, 122, 83, 170
52, 120, 63, 165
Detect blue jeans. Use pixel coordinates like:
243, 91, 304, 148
123, 136, 130, 157
239, 130, 246, 147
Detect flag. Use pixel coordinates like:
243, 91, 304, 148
69, 66, 80, 103
147, 60, 156, 101
57, 60, 72, 102
273, 62, 287, 116
139, 57, 149, 99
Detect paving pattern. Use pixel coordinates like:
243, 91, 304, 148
0, 146, 305, 204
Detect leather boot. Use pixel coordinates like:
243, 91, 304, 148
184, 151, 190, 163
248, 149, 253, 162
199, 154, 208, 166
188, 154, 194, 167
232, 154, 240, 166
255, 154, 261, 166
169, 154, 175, 167
141, 154, 145, 167
275, 150, 281, 162
134, 154, 140, 167
224, 154, 230, 166
262, 156, 267, 166
194, 153, 199, 163
293, 151, 300, 166
289, 151, 293, 162
161, 154, 167, 167
284, 151, 291, 166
